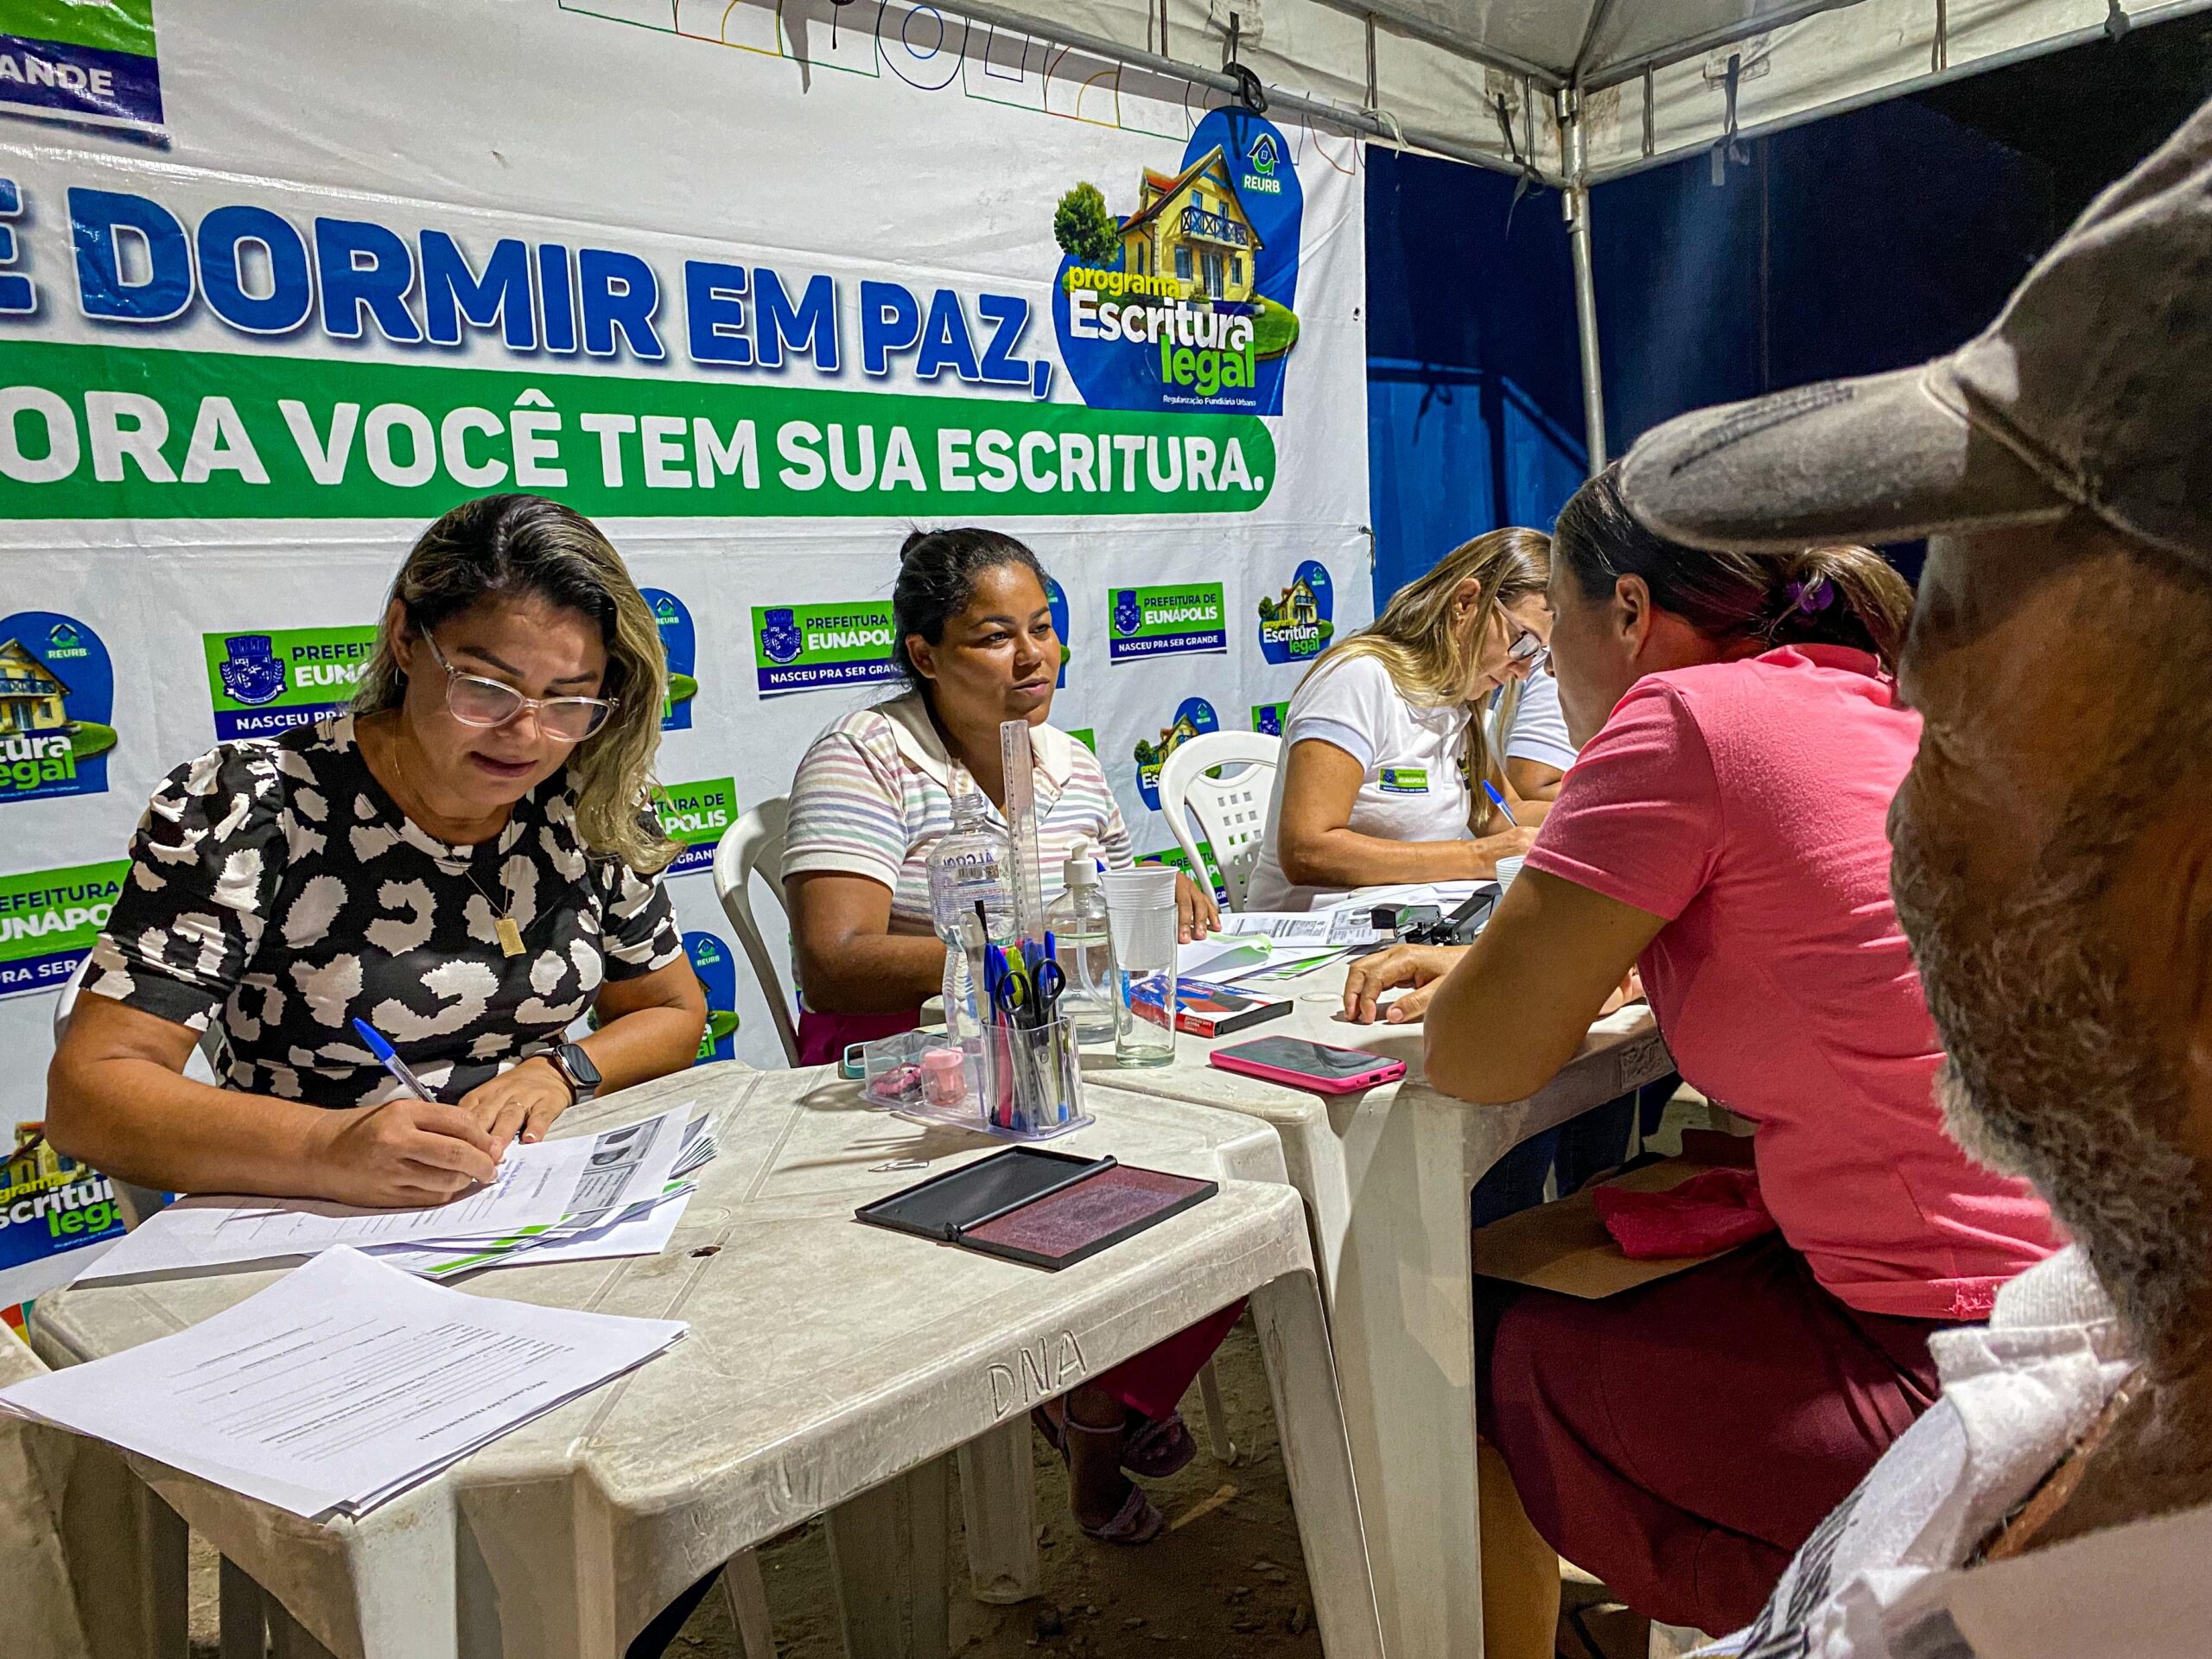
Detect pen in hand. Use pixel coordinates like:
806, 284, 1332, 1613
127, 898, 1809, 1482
352, 1017, 434, 1103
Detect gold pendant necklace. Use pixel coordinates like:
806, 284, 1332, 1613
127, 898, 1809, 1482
467, 866, 527, 958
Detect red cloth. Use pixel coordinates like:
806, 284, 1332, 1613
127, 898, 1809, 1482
1478, 1233, 1955, 1633
1525, 645, 2058, 1319
1593, 1167, 1777, 1260
796, 1007, 921, 1068
1096, 1300, 1244, 1421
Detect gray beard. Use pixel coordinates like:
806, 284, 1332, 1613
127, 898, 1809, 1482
1893, 818, 2209, 1368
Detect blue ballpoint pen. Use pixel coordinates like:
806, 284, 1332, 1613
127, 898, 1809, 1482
352, 1017, 433, 1102
1481, 779, 1519, 827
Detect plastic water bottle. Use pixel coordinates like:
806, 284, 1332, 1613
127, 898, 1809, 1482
925, 794, 1015, 1031
1045, 850, 1116, 1044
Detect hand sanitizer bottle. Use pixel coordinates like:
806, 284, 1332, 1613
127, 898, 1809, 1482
1045, 847, 1116, 1044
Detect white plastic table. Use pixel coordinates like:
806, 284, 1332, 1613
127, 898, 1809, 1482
31, 1065, 1383, 1659
1087, 960, 1675, 1659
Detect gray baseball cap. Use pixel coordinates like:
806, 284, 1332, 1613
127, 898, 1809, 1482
1620, 96, 2212, 563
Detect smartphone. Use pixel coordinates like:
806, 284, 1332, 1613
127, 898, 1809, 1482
1209, 1036, 1408, 1094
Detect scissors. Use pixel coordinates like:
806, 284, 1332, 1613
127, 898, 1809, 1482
989, 943, 1065, 1026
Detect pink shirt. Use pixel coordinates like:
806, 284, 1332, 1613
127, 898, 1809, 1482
1526, 645, 2058, 1320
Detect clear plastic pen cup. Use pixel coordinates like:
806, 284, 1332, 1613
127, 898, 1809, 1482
1100, 866, 1181, 1067
981, 1014, 1086, 1135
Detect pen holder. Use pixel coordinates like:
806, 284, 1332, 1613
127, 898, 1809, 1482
860, 1022, 1089, 1142
978, 1014, 1088, 1140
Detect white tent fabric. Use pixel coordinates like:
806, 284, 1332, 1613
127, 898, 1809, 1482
990, 0, 2212, 180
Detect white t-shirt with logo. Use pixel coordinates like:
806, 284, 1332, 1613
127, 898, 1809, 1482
1245, 652, 1473, 912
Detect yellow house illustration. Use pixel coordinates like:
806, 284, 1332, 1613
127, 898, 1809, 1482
0, 639, 70, 737
1120, 145, 1262, 302
1256, 576, 1320, 626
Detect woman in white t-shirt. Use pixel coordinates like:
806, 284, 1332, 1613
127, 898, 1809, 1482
1245, 528, 1553, 911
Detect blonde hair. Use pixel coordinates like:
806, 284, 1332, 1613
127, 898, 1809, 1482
1305, 526, 1551, 793
353, 494, 677, 874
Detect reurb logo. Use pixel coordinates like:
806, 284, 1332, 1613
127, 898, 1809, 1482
1256, 558, 1334, 664
0, 612, 116, 804
1133, 696, 1220, 810
683, 931, 741, 1065
643, 588, 700, 731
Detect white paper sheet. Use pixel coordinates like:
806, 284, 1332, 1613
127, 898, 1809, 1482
0, 1247, 684, 1518
80, 1107, 690, 1282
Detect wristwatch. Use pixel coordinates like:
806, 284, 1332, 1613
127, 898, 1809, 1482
546, 1042, 601, 1103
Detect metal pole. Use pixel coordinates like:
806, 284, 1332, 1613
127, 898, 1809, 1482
922, 0, 1563, 184
1561, 91, 1607, 474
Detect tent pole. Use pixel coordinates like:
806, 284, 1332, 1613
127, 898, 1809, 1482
1562, 91, 1607, 474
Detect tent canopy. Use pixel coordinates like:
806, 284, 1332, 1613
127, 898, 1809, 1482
985, 0, 2212, 181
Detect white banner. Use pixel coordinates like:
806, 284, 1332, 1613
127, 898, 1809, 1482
0, 0, 1370, 1152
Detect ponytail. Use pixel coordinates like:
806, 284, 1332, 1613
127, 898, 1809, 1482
1556, 465, 1912, 672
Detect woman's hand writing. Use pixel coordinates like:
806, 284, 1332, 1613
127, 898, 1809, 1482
1341, 944, 1467, 1025
308, 1096, 504, 1207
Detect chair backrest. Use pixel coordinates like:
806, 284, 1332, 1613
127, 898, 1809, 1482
711, 796, 801, 1067
1156, 731, 1282, 912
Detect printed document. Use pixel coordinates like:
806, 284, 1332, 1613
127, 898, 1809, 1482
80, 1107, 691, 1281
0, 1247, 684, 1518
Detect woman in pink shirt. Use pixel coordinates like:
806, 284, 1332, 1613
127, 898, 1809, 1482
1344, 467, 2059, 1648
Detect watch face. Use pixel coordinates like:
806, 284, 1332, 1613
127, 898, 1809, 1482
562, 1044, 602, 1087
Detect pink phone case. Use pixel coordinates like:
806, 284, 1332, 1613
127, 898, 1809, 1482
1207, 1045, 1408, 1094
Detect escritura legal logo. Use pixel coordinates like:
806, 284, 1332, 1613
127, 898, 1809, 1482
1133, 696, 1220, 811
1052, 109, 1304, 418
0, 611, 116, 803
683, 930, 741, 1064
1256, 558, 1334, 664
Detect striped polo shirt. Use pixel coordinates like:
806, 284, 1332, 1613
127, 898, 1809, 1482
782, 692, 1133, 938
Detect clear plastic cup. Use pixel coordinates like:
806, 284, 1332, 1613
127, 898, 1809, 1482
1100, 867, 1180, 1067
1495, 855, 1526, 893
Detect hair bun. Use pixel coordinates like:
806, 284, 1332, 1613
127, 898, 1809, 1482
898, 529, 931, 563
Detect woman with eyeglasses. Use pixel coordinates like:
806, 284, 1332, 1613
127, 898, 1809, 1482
47, 494, 707, 1206
1243, 528, 1553, 912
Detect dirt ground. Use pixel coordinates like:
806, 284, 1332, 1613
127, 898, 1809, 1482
188, 1314, 1331, 1659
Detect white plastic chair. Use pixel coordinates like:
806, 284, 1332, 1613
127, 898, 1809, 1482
710, 796, 801, 1069
1157, 731, 1283, 912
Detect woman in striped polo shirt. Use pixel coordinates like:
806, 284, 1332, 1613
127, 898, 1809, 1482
783, 525, 1226, 1544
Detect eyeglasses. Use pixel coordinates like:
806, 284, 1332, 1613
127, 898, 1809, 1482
1503, 617, 1551, 676
420, 629, 616, 741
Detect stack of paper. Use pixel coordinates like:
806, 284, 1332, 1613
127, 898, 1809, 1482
79, 1106, 709, 1285
0, 1247, 685, 1518
372, 1111, 718, 1281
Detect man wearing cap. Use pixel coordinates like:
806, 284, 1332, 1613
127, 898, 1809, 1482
1617, 99, 2212, 1656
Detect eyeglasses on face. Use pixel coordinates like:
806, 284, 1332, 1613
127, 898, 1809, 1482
1503, 615, 1551, 676
419, 629, 615, 742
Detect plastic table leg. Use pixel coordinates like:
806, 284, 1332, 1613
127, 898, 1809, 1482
1197, 1357, 1237, 1465
60, 1440, 188, 1659
719, 1551, 777, 1659
219, 1556, 267, 1659
957, 1417, 1040, 1604
826, 1456, 951, 1659
1248, 1268, 1385, 1659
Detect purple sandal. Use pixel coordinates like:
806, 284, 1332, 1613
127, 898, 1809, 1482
1058, 1415, 1166, 1545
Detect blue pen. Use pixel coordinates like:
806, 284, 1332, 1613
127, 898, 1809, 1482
1481, 779, 1519, 827
352, 1017, 433, 1102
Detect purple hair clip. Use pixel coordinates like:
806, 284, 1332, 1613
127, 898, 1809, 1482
1787, 576, 1836, 615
